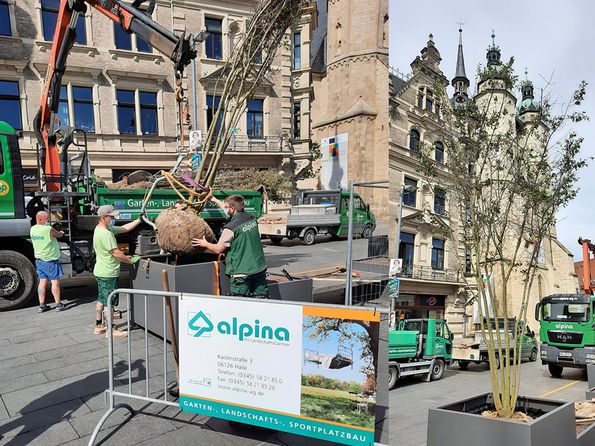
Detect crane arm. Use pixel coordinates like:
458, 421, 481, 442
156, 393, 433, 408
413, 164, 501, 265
34, 0, 196, 191
578, 237, 595, 295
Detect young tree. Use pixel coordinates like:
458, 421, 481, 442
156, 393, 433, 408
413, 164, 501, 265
415, 59, 589, 418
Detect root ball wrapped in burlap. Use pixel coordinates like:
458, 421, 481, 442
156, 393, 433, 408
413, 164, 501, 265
156, 208, 216, 254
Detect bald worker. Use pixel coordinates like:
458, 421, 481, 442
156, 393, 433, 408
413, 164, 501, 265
30, 211, 65, 312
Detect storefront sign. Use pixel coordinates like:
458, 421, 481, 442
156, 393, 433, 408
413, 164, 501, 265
179, 296, 380, 446
419, 296, 444, 307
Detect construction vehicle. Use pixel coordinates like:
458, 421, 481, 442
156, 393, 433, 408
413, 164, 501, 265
0, 0, 262, 310
451, 318, 538, 370
388, 318, 453, 389
535, 237, 595, 377
258, 189, 376, 246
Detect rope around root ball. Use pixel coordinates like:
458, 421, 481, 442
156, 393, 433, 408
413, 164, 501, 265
156, 209, 216, 254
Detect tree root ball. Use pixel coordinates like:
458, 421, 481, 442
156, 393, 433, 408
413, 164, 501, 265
156, 209, 216, 254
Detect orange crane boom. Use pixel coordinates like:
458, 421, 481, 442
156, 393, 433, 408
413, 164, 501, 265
578, 237, 594, 294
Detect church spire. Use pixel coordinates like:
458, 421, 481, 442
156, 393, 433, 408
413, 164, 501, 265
452, 26, 470, 105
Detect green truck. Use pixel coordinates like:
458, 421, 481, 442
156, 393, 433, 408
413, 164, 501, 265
258, 189, 376, 245
388, 318, 453, 389
535, 294, 595, 377
0, 122, 264, 310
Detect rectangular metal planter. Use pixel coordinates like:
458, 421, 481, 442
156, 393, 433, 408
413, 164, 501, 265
129, 259, 313, 341
577, 420, 595, 446
427, 393, 576, 446
588, 364, 595, 389
587, 387, 595, 400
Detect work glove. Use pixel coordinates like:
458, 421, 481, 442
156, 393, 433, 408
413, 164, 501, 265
130, 255, 141, 264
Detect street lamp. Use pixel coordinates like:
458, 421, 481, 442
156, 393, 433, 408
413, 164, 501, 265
390, 183, 417, 323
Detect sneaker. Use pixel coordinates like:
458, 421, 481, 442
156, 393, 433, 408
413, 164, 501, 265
54, 303, 65, 312
93, 325, 107, 335
106, 328, 128, 339
38, 304, 49, 313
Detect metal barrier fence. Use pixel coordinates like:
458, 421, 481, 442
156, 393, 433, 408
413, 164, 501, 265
345, 180, 390, 306
89, 288, 181, 445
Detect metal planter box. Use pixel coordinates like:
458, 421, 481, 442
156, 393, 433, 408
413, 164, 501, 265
427, 393, 576, 446
578, 420, 595, 446
129, 259, 313, 340
588, 364, 595, 389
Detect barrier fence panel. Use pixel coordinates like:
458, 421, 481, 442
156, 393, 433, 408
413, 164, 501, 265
345, 181, 390, 306
89, 288, 389, 446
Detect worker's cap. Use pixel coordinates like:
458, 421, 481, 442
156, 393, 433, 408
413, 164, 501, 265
97, 205, 119, 218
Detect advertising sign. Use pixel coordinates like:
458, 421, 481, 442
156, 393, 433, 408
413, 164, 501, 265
179, 296, 380, 446
320, 133, 349, 190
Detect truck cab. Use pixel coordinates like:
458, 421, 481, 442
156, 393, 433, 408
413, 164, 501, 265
535, 293, 595, 376
388, 318, 453, 389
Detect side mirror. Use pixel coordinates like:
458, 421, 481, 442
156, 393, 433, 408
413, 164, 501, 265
534, 302, 541, 321
450, 333, 454, 341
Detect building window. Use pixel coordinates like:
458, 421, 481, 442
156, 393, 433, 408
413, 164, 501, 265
465, 247, 472, 275
114, 23, 132, 50
55, 85, 69, 130
435, 141, 444, 163
402, 177, 417, 207
435, 100, 441, 116
293, 32, 301, 70
417, 88, 423, 108
206, 94, 224, 136
205, 17, 222, 60
434, 188, 446, 215
0, 1, 11, 36
42, 0, 86, 44
247, 98, 263, 138
114, 23, 151, 52
72, 86, 94, 132
399, 232, 415, 268
431, 238, 445, 270
409, 128, 420, 152
139, 91, 157, 135
136, 36, 152, 53
0, 80, 22, 130
117, 89, 136, 134
293, 100, 301, 139
425, 89, 433, 111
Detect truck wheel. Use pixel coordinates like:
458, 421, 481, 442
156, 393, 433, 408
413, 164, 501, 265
430, 359, 446, 381
548, 363, 564, 378
529, 348, 538, 362
0, 250, 36, 311
302, 229, 316, 246
388, 365, 399, 390
362, 225, 373, 239
458, 360, 470, 370
268, 236, 283, 245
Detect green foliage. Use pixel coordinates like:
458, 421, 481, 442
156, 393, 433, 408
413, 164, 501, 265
301, 374, 362, 394
300, 386, 375, 428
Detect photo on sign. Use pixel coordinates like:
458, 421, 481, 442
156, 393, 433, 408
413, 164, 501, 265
301, 316, 377, 429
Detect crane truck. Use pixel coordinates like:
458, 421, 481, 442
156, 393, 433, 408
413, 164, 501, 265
536, 237, 595, 377
0, 0, 261, 310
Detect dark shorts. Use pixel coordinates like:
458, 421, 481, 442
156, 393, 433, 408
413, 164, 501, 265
96, 276, 120, 306
36, 259, 64, 280
229, 270, 268, 298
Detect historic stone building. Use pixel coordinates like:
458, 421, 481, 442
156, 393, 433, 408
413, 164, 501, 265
389, 31, 577, 338
308, 0, 389, 216
0, 0, 317, 185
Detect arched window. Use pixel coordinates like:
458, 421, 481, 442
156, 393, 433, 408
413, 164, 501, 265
435, 141, 444, 163
409, 129, 420, 152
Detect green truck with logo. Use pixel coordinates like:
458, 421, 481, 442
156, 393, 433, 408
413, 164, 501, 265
535, 238, 595, 377
0, 121, 264, 310
388, 318, 453, 389
535, 294, 595, 377
258, 189, 376, 245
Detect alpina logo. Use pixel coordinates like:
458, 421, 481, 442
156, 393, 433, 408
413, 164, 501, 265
555, 323, 574, 330
187, 311, 290, 342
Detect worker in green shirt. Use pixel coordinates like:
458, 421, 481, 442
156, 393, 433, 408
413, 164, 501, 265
30, 211, 65, 312
192, 195, 268, 298
93, 205, 142, 337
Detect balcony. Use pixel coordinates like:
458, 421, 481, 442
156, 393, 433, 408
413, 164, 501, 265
400, 265, 460, 283
209, 135, 287, 153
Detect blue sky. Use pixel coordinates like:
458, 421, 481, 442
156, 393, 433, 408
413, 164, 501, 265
389, 0, 595, 260
302, 319, 370, 384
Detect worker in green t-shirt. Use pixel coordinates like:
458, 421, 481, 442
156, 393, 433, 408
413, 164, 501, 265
192, 195, 268, 298
30, 211, 65, 313
93, 205, 142, 337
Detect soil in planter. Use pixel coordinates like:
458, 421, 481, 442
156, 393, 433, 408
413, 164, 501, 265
466, 403, 546, 423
